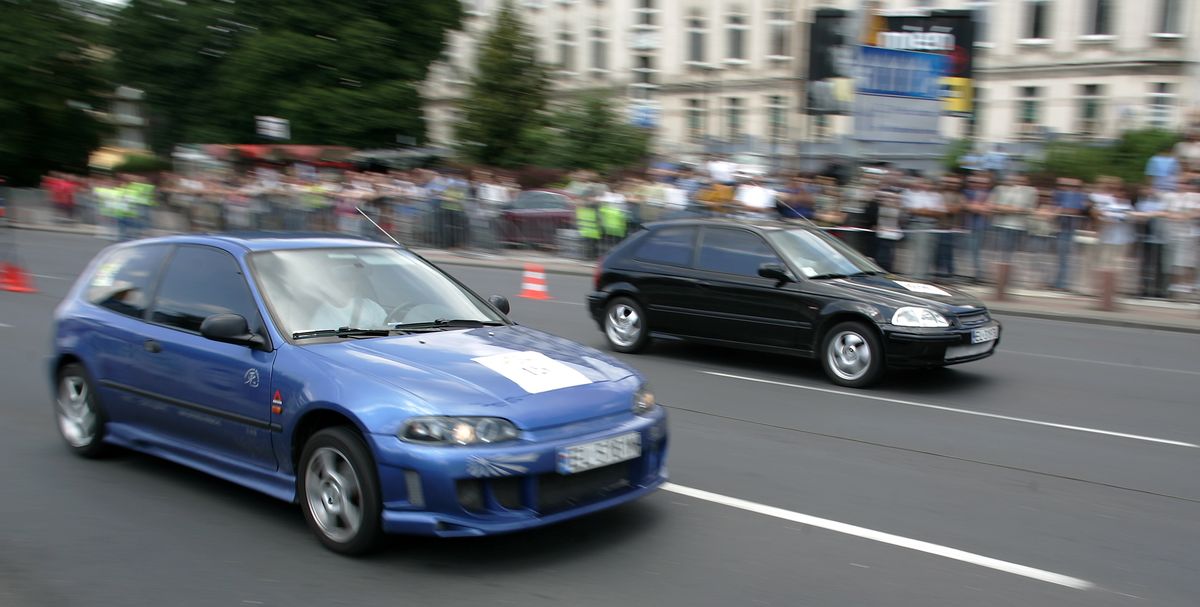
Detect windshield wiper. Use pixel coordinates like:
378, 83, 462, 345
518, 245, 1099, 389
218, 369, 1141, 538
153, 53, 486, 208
292, 327, 394, 340
808, 271, 878, 280
389, 318, 505, 331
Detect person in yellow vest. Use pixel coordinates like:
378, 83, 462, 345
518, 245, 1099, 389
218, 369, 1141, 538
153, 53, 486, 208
575, 186, 602, 260
93, 177, 123, 241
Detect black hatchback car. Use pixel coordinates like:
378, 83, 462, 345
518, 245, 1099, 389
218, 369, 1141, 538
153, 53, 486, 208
587, 219, 1001, 387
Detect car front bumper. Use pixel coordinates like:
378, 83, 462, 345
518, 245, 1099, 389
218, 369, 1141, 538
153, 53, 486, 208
880, 320, 1001, 368
368, 409, 668, 537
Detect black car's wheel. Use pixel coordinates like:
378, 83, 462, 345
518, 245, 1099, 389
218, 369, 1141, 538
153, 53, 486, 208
603, 296, 650, 353
820, 322, 885, 388
299, 427, 383, 556
54, 363, 108, 458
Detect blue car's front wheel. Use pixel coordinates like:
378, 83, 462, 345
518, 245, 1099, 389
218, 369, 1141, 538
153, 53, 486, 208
299, 427, 383, 555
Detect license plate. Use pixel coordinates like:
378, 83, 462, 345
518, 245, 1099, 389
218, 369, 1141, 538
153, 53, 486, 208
557, 432, 641, 475
972, 326, 999, 344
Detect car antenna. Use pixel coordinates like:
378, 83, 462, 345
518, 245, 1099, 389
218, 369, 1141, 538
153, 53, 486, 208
356, 206, 404, 247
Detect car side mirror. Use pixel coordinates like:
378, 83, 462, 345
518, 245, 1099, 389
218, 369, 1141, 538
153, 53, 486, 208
200, 313, 266, 349
758, 262, 791, 284
488, 295, 511, 315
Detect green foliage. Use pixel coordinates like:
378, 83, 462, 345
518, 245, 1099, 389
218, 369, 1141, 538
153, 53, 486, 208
943, 139, 973, 172
109, 0, 462, 151
1037, 130, 1179, 183
112, 154, 171, 174
455, 0, 549, 168
0, 0, 109, 186
534, 96, 651, 174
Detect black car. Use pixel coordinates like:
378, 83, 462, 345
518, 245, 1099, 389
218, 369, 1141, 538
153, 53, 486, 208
587, 219, 1001, 387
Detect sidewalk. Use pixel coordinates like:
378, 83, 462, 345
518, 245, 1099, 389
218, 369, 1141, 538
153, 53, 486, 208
412, 247, 1200, 334
10, 219, 1200, 333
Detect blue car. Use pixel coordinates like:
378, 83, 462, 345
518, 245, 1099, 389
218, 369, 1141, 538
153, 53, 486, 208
50, 234, 667, 553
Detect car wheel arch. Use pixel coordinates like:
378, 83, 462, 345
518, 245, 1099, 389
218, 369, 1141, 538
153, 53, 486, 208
815, 310, 885, 353
289, 407, 371, 479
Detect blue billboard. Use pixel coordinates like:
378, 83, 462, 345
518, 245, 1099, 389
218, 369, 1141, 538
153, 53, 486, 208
855, 45, 948, 100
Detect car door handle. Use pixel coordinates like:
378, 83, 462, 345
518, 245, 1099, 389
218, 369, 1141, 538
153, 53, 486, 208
143, 340, 162, 354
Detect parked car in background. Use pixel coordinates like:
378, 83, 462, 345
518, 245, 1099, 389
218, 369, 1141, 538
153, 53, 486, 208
587, 218, 1001, 388
498, 190, 576, 248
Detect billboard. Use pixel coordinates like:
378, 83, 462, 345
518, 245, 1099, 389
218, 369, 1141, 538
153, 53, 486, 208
854, 46, 947, 143
805, 8, 975, 116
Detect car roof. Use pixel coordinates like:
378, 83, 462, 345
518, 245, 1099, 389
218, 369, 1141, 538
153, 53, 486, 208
643, 217, 819, 233
132, 232, 398, 252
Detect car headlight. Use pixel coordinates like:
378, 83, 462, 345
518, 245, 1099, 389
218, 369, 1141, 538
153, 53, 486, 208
633, 385, 657, 416
891, 307, 950, 328
400, 416, 520, 446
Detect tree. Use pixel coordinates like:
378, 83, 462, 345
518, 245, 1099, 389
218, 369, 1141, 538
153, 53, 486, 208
455, 0, 549, 168
109, 0, 462, 151
0, 0, 108, 185
1035, 130, 1179, 183
534, 96, 651, 173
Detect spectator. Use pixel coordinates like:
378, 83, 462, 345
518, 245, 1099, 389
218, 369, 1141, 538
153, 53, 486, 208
734, 177, 776, 217
707, 155, 736, 185
902, 177, 946, 280
1028, 189, 1059, 287
1052, 177, 1089, 290
1145, 146, 1180, 193
1133, 185, 1170, 298
697, 180, 736, 215
874, 190, 904, 273
1173, 131, 1200, 173
934, 175, 962, 279
813, 176, 844, 225
1092, 178, 1136, 275
1164, 179, 1200, 295
960, 173, 992, 282
776, 175, 815, 219
989, 173, 1037, 265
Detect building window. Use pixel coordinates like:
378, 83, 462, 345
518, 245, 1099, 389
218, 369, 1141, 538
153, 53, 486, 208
687, 99, 707, 141
589, 27, 608, 73
1076, 84, 1104, 137
814, 114, 831, 140
687, 13, 707, 64
634, 0, 658, 28
557, 27, 576, 72
766, 1, 792, 60
767, 95, 787, 141
631, 54, 657, 99
967, 2, 993, 44
1085, 0, 1111, 36
1018, 86, 1042, 125
1156, 0, 1181, 35
1024, 0, 1050, 40
726, 10, 748, 62
1148, 83, 1176, 129
726, 97, 744, 140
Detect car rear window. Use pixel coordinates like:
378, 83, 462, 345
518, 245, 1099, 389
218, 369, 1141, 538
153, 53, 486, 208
85, 244, 171, 318
634, 227, 696, 266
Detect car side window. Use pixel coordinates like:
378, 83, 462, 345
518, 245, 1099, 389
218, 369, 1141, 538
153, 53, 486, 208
150, 246, 264, 334
697, 228, 782, 277
85, 244, 171, 318
634, 227, 696, 266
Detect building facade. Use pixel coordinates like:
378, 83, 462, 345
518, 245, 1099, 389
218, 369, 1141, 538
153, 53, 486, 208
422, 0, 1200, 166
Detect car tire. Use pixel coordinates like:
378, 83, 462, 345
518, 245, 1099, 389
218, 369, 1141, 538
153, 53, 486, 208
603, 296, 650, 354
820, 322, 885, 388
299, 427, 383, 556
54, 363, 108, 458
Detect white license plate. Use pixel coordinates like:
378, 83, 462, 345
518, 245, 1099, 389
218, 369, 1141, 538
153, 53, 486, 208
557, 432, 641, 475
972, 326, 999, 344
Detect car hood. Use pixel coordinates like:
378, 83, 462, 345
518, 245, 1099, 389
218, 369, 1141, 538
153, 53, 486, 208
808, 274, 985, 314
303, 325, 639, 430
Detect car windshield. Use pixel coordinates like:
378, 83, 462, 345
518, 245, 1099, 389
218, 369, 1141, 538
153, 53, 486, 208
249, 247, 503, 338
765, 228, 883, 279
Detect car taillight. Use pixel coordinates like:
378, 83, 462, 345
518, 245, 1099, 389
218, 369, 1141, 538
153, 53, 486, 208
593, 258, 603, 290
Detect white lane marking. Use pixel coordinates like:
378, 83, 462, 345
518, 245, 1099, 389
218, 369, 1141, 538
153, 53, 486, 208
0, 323, 11, 328
702, 371, 1199, 449
663, 483, 1095, 590
31, 274, 69, 281
549, 300, 586, 306
1000, 350, 1200, 377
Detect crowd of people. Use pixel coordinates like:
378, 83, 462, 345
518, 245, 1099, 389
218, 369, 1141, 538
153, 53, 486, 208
25, 150, 1200, 300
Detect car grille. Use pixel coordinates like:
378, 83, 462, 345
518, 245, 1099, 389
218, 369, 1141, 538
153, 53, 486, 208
455, 461, 637, 515
956, 310, 991, 328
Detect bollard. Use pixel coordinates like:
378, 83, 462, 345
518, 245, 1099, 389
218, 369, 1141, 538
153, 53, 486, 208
1097, 268, 1117, 312
994, 262, 1011, 301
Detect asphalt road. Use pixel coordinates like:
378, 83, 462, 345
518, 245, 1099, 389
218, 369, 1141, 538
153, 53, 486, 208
2, 230, 1198, 606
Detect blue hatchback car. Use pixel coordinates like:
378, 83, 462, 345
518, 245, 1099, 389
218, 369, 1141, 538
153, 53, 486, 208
50, 234, 668, 553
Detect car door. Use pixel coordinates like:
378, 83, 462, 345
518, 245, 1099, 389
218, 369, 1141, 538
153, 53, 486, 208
624, 226, 704, 337
690, 227, 808, 349
78, 243, 172, 427
137, 244, 278, 469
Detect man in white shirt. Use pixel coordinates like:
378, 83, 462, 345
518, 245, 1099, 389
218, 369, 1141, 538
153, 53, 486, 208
307, 271, 388, 330
902, 177, 946, 279
735, 178, 777, 217
708, 156, 736, 185
989, 173, 1037, 264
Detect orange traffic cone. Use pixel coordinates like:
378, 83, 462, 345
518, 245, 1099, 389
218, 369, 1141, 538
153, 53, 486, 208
0, 263, 37, 293
518, 263, 550, 300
